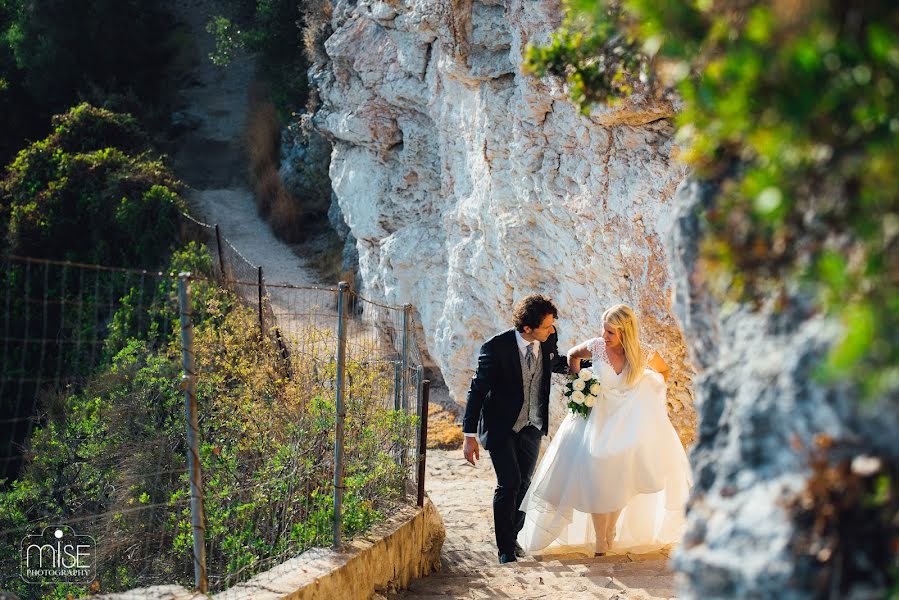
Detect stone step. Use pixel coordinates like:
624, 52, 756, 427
391, 450, 680, 599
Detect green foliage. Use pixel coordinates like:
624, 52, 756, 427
1, 243, 418, 597
207, 15, 244, 67
0, 0, 36, 164
0, 245, 213, 597
41, 102, 151, 156
245, 0, 311, 115
208, 0, 311, 117
0, 104, 185, 492
6, 0, 172, 108
524, 2, 649, 111
524, 2, 899, 400
2, 103, 185, 266
105, 243, 216, 360
0, 0, 177, 165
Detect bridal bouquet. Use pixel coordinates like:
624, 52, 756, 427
557, 368, 600, 418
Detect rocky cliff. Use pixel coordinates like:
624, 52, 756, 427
301, 1, 899, 597
308, 0, 696, 443
666, 179, 899, 598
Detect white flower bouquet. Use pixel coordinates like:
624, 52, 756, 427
557, 368, 600, 418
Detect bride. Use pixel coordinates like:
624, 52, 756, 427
519, 304, 691, 556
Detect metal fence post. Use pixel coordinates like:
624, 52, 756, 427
257, 266, 265, 335
415, 366, 423, 418
393, 360, 401, 411
178, 273, 208, 593
333, 281, 349, 549
214, 225, 226, 281
413, 366, 423, 490
417, 379, 431, 507
401, 304, 411, 412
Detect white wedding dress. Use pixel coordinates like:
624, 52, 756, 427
519, 337, 691, 555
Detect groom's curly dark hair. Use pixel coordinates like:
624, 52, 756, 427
512, 294, 558, 331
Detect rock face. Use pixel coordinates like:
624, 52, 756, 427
309, 0, 694, 443
305, 1, 899, 596
665, 179, 899, 598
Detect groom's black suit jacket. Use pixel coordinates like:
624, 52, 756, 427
463, 328, 569, 451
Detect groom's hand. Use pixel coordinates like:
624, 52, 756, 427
463, 436, 480, 466
567, 355, 581, 375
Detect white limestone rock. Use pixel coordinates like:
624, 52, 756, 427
665, 178, 899, 598
310, 0, 695, 443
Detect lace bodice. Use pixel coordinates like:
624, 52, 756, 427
587, 337, 657, 380
587, 337, 610, 371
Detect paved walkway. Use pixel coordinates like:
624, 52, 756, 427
390, 449, 679, 599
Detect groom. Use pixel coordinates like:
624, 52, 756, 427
462, 294, 568, 564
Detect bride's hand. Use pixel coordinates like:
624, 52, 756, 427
566, 340, 592, 375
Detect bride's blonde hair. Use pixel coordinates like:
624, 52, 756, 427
602, 304, 645, 386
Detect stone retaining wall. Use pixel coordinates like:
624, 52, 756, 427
91, 497, 445, 600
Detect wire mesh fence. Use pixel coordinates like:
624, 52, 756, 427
0, 255, 195, 598
0, 216, 429, 598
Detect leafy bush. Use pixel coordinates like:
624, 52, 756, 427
0, 0, 40, 167
5, 0, 173, 110
524, 2, 899, 400
1, 244, 418, 598
0, 0, 178, 165
0, 103, 185, 486
208, 0, 311, 117
37, 102, 150, 156
2, 103, 185, 266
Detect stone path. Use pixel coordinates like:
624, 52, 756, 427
168, 0, 319, 290
390, 449, 679, 599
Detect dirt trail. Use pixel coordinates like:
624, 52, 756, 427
169, 0, 319, 289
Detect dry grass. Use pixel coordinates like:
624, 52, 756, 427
427, 403, 463, 450
254, 163, 280, 217
246, 86, 280, 180
270, 185, 302, 240
303, 0, 334, 65
245, 83, 305, 242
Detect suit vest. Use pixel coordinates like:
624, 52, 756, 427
512, 344, 544, 432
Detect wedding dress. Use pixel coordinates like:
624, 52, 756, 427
519, 337, 691, 555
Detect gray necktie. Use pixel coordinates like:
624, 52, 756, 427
526, 344, 535, 369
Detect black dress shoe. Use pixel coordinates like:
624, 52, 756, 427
514, 542, 525, 558
498, 552, 517, 564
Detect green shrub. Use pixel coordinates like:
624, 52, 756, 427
41, 102, 150, 156
6, 0, 173, 109
1, 243, 418, 597
0, 104, 186, 488
2, 103, 184, 266
0, 0, 177, 165
0, 0, 38, 166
